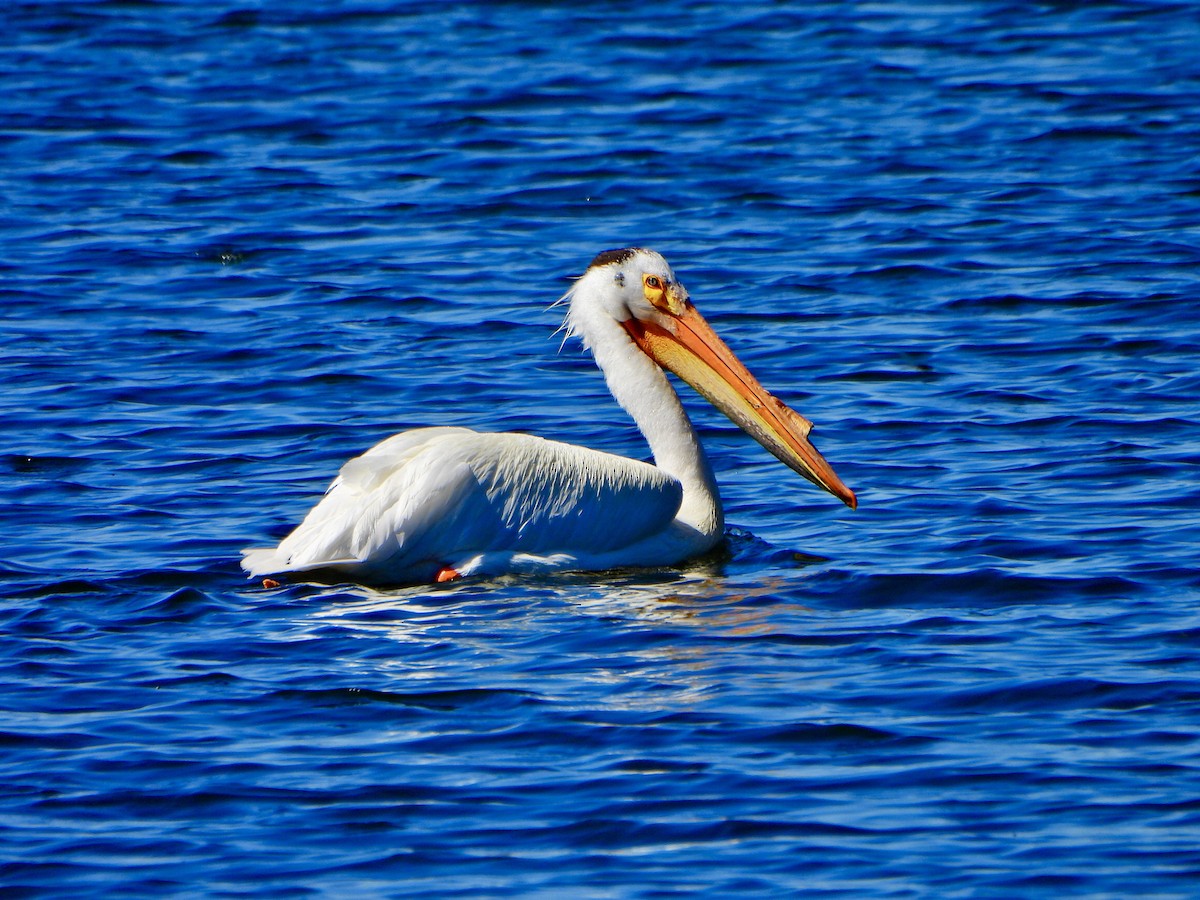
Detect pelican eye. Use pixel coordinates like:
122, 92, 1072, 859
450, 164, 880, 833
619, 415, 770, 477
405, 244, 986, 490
642, 273, 669, 309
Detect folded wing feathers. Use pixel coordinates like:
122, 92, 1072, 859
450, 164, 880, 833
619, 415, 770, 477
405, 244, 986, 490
243, 427, 683, 577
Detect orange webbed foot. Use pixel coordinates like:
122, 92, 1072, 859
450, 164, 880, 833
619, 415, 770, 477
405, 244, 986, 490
435, 566, 461, 583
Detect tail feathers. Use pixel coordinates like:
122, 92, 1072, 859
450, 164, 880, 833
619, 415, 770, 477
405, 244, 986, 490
241, 547, 288, 577
240, 547, 360, 577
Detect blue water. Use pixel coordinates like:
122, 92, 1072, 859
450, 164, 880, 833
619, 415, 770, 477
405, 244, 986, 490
3, 1, 1200, 895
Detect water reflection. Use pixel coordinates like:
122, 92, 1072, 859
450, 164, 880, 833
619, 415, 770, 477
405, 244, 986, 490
247, 533, 846, 717
296, 534, 829, 638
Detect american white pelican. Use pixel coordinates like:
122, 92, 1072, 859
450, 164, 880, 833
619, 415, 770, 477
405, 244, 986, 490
242, 248, 855, 586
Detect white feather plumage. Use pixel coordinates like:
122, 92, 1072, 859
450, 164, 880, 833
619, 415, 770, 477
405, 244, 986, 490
242, 247, 853, 584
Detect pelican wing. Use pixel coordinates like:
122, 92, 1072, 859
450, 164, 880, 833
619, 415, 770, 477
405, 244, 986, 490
242, 427, 683, 582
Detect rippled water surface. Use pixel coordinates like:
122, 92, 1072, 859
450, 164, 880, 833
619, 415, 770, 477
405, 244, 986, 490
4, 1, 1200, 896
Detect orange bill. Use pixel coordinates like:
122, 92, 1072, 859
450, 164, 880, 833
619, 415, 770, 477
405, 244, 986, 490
623, 304, 856, 509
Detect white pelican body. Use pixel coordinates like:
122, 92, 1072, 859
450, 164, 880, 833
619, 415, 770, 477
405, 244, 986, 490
243, 249, 854, 585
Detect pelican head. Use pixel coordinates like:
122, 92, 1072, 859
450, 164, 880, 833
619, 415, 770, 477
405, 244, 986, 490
567, 247, 856, 509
